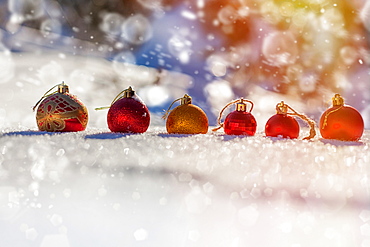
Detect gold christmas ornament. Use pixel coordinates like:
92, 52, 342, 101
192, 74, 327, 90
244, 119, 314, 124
163, 94, 208, 134
33, 82, 88, 132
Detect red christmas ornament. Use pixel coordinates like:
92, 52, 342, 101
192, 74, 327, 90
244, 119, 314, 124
319, 94, 364, 141
265, 101, 316, 140
97, 86, 150, 133
33, 82, 88, 132
265, 115, 299, 139
213, 98, 257, 136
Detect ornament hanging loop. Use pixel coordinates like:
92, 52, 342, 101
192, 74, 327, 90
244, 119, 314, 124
33, 81, 68, 111
321, 93, 344, 129
162, 94, 192, 120
95, 86, 135, 111
276, 101, 288, 114
212, 98, 254, 132
277, 101, 316, 140
110, 86, 135, 105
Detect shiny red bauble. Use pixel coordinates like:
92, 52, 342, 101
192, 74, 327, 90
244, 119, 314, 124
224, 111, 257, 136
319, 105, 364, 141
265, 114, 299, 138
107, 97, 150, 133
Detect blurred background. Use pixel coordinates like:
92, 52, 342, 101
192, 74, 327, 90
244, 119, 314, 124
0, 0, 369, 129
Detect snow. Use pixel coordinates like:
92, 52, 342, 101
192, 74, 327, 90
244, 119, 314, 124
0, 125, 369, 247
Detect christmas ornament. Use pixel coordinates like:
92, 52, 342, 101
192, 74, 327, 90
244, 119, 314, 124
213, 98, 257, 136
163, 94, 208, 134
319, 94, 364, 141
33, 82, 88, 132
265, 101, 316, 140
96, 86, 150, 133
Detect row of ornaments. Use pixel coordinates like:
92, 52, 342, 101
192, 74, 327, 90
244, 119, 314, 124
33, 82, 365, 141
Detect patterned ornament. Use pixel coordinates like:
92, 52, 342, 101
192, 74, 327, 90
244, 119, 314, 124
163, 94, 208, 134
96, 86, 150, 133
33, 82, 88, 132
265, 101, 316, 140
319, 94, 364, 141
213, 98, 257, 136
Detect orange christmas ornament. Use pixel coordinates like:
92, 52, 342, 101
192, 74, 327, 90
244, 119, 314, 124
319, 94, 364, 141
33, 82, 88, 132
163, 94, 208, 134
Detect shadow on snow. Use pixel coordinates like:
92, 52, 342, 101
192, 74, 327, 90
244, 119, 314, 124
2, 130, 61, 136
85, 132, 133, 139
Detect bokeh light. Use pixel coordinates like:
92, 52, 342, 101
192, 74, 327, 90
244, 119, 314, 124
121, 14, 153, 45
0, 0, 368, 127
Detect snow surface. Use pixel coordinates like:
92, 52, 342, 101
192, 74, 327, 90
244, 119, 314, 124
0, 126, 369, 247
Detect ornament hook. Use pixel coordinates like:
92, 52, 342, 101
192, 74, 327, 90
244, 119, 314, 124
33, 81, 68, 111
162, 94, 192, 119
275, 101, 316, 140
321, 93, 344, 129
276, 101, 288, 114
212, 98, 254, 132
95, 86, 135, 111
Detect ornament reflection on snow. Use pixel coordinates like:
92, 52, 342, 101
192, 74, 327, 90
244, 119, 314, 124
265, 101, 316, 140
319, 94, 364, 141
213, 98, 257, 136
33, 82, 88, 132
163, 94, 208, 134
96, 86, 150, 133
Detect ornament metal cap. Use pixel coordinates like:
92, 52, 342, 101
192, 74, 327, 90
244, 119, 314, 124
181, 94, 192, 105
236, 99, 247, 112
58, 81, 69, 94
122, 86, 135, 98
332, 94, 344, 106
